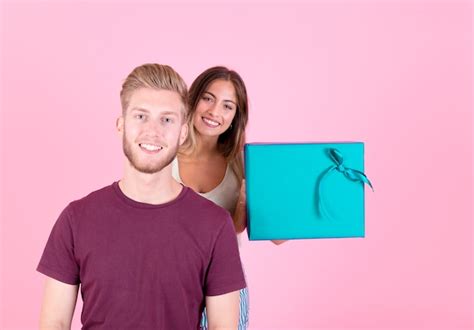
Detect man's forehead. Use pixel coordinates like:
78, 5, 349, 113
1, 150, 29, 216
130, 106, 179, 113
128, 90, 184, 111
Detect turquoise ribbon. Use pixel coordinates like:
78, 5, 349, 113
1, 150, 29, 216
317, 148, 374, 219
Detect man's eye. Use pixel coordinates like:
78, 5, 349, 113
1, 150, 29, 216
163, 117, 173, 124
136, 114, 146, 120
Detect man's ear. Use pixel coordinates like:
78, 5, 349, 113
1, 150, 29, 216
179, 122, 188, 146
116, 116, 124, 134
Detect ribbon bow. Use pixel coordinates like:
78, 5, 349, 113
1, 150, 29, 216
317, 148, 374, 219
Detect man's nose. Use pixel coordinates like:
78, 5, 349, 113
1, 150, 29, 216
144, 119, 162, 136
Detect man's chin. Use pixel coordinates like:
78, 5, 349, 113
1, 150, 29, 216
130, 161, 169, 174
123, 139, 179, 175
128, 154, 176, 175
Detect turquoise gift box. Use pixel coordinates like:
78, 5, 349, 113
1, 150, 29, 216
244, 142, 373, 240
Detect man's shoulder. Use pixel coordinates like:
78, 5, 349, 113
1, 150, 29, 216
181, 188, 232, 225
67, 183, 116, 212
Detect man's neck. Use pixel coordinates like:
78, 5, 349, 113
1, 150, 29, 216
119, 162, 182, 205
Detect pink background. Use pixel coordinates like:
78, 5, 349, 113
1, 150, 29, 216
1, 1, 472, 329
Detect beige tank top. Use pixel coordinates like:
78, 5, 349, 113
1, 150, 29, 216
171, 157, 240, 215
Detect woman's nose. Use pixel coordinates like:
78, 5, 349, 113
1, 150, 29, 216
207, 103, 219, 117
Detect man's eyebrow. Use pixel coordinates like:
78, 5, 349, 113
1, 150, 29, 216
203, 91, 237, 105
161, 111, 179, 117
130, 107, 150, 113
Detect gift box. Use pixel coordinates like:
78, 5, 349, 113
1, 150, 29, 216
244, 142, 373, 240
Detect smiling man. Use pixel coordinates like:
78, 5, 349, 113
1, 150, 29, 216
37, 64, 246, 330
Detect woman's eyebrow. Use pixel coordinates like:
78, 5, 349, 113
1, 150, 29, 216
204, 91, 237, 105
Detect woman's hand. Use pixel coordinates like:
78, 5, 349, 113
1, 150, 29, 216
234, 180, 287, 244
271, 239, 287, 245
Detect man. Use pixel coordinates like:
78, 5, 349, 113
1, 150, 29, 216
37, 63, 246, 329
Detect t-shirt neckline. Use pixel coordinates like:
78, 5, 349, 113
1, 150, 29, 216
112, 181, 189, 209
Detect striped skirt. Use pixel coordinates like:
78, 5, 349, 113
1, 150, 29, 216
200, 287, 249, 329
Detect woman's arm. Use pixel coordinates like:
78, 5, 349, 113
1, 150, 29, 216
232, 180, 247, 234
233, 180, 287, 244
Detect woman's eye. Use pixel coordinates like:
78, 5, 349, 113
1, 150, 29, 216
202, 96, 212, 102
225, 104, 235, 111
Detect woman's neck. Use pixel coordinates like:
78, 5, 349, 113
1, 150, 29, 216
190, 134, 222, 159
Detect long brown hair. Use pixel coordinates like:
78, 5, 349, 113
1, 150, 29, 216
180, 66, 249, 182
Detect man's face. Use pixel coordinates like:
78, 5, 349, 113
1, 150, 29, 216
117, 88, 188, 174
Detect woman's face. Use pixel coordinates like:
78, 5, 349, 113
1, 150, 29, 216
192, 79, 237, 138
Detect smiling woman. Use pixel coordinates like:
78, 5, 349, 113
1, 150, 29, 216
194, 80, 238, 134
172, 67, 250, 329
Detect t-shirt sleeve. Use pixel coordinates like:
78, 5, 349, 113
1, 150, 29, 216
36, 204, 80, 285
205, 213, 246, 296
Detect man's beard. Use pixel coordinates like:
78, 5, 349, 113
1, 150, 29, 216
122, 131, 179, 174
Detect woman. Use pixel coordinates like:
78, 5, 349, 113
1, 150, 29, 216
172, 66, 283, 329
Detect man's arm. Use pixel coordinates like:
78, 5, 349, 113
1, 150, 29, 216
205, 290, 240, 330
39, 277, 79, 330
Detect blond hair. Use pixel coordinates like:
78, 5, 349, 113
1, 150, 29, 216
120, 63, 188, 119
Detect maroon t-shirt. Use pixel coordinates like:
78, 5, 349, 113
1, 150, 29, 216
37, 182, 246, 329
